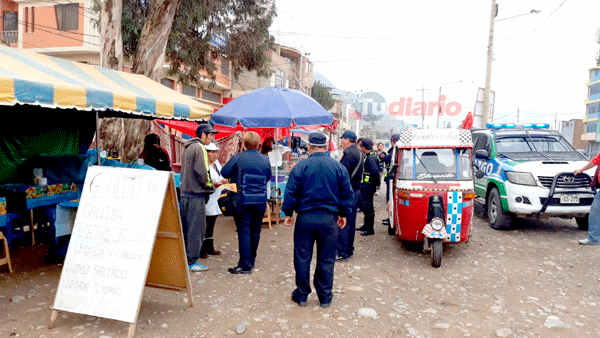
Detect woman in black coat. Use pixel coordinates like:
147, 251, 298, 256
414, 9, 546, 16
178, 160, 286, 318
221, 131, 272, 274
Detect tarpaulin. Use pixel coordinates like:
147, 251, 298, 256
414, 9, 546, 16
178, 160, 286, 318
0, 46, 213, 120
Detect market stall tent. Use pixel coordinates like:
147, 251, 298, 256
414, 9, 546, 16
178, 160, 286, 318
0, 46, 214, 183
0, 46, 213, 119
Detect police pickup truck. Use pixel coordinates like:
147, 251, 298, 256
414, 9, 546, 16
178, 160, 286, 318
472, 123, 595, 230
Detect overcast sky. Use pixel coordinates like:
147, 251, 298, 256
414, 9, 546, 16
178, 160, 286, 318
270, 0, 600, 129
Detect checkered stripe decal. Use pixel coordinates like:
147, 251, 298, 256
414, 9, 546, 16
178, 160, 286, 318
458, 129, 472, 145
398, 131, 412, 147
446, 191, 462, 242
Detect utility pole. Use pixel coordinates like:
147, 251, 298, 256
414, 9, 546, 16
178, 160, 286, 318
517, 107, 520, 123
482, 0, 497, 127
416, 84, 429, 129
555, 112, 558, 130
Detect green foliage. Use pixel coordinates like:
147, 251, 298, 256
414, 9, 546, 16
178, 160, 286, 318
121, 0, 275, 85
92, 0, 276, 84
311, 81, 334, 111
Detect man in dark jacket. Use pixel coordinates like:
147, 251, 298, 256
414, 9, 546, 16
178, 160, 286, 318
283, 132, 354, 308
381, 134, 400, 226
336, 130, 363, 262
180, 124, 217, 272
357, 138, 380, 236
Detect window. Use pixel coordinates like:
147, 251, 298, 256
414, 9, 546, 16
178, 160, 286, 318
398, 148, 469, 181
201, 90, 221, 103
590, 83, 600, 97
55, 3, 79, 31
182, 84, 197, 97
586, 122, 597, 133
3, 11, 17, 31
495, 136, 573, 153
24, 8, 28, 33
161, 78, 174, 89
220, 57, 230, 76
587, 101, 599, 116
275, 69, 285, 87
32, 7, 35, 32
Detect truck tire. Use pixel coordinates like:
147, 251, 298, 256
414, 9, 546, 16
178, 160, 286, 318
576, 216, 589, 231
487, 188, 512, 230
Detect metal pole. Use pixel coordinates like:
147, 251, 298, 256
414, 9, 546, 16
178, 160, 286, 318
416, 85, 429, 129
482, 0, 496, 127
436, 86, 442, 129
95, 111, 101, 166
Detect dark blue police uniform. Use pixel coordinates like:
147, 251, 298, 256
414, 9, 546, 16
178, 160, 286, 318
337, 131, 363, 260
358, 138, 381, 236
282, 133, 354, 307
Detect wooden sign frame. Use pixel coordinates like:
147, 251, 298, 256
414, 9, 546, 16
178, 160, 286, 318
50, 168, 192, 337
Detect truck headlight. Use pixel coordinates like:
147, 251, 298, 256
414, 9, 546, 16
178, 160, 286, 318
505, 172, 537, 186
431, 218, 444, 231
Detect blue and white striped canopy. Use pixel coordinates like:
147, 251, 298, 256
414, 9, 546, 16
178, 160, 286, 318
0, 46, 213, 120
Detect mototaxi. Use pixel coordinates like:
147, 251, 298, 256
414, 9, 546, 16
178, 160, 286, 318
387, 129, 477, 267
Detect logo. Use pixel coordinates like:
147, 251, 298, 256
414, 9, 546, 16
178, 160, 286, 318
351, 91, 464, 121
562, 176, 575, 183
388, 95, 462, 117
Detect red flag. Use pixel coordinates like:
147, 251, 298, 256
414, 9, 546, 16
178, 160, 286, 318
460, 111, 473, 129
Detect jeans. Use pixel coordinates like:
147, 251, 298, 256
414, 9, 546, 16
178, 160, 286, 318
233, 205, 266, 270
337, 190, 360, 257
293, 211, 338, 304
587, 191, 600, 242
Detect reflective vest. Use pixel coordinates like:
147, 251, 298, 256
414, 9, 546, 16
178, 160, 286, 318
199, 141, 213, 188
361, 151, 377, 184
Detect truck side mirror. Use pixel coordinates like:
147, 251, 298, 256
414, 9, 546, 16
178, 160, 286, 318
475, 149, 490, 159
475, 170, 485, 179
473, 162, 485, 179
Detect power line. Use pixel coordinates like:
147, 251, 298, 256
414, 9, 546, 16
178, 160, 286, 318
272, 30, 402, 41
515, 0, 569, 44
10, 19, 101, 47
2, 15, 101, 39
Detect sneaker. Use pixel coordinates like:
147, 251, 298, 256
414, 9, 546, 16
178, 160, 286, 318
189, 263, 209, 272
578, 238, 600, 245
382, 219, 390, 225
335, 255, 349, 262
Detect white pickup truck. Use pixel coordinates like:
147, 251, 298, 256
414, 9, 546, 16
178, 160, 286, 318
471, 123, 595, 230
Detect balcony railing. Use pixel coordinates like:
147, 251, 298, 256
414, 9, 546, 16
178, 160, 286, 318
2, 31, 18, 44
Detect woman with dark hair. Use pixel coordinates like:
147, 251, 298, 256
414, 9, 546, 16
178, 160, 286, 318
261, 136, 275, 156
221, 131, 272, 274
139, 133, 171, 171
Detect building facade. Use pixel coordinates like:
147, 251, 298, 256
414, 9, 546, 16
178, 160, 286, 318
561, 119, 587, 150
582, 65, 600, 155
231, 43, 313, 97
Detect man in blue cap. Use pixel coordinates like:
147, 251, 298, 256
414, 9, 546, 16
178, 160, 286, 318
180, 123, 218, 272
356, 137, 380, 236
283, 132, 354, 308
336, 130, 363, 262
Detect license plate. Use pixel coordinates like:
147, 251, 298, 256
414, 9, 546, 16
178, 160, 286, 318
560, 194, 579, 204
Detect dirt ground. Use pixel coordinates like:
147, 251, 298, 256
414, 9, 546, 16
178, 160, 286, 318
1, 192, 600, 338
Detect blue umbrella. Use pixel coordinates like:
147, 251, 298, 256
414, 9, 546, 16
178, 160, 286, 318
211, 87, 334, 128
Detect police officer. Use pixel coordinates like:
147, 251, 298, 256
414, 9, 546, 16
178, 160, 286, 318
336, 130, 363, 262
356, 138, 381, 236
283, 132, 354, 308
381, 134, 400, 226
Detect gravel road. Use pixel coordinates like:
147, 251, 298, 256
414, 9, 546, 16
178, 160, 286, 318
1, 193, 599, 338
